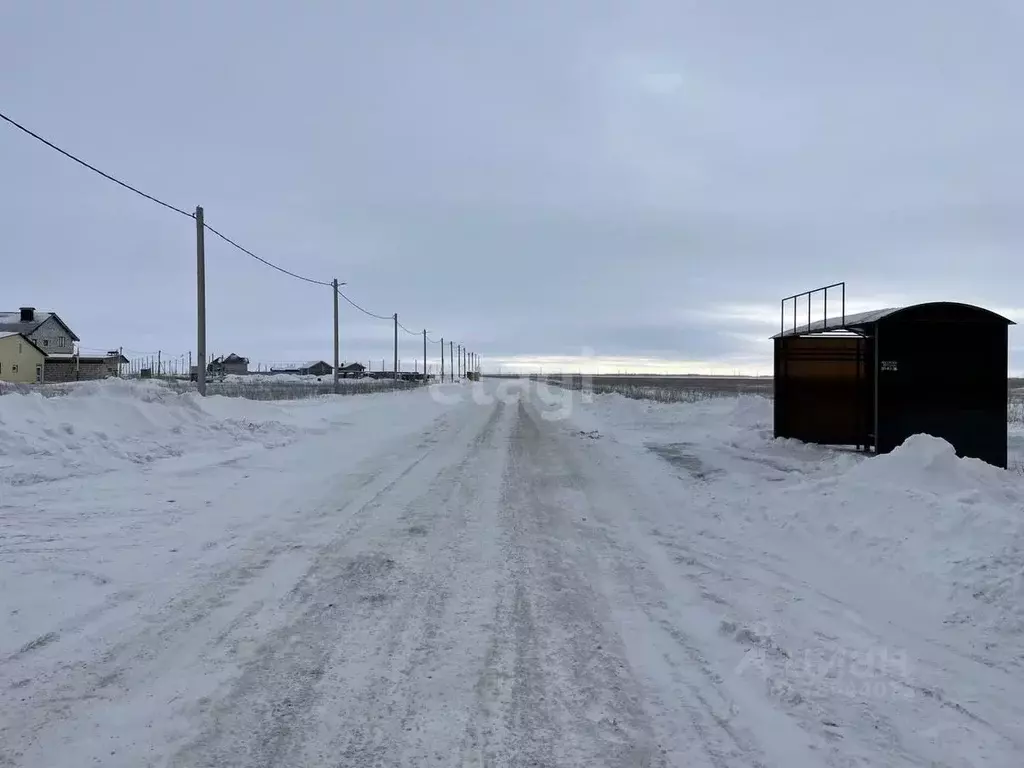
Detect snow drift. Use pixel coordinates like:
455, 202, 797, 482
575, 392, 1024, 644
780, 432, 1024, 636
0, 379, 383, 486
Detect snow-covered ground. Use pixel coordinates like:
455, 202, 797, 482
2, 380, 1023, 766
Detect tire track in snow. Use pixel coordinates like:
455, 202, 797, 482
459, 399, 667, 767
567, 408, 1024, 766
169, 398, 511, 767
2, 407, 469, 767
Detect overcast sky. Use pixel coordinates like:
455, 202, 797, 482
2, 0, 1022, 374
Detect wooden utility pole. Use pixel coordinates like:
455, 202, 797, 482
449, 341, 454, 382
332, 278, 340, 394
440, 337, 445, 382
457, 344, 461, 379
196, 205, 207, 395
422, 329, 427, 383
393, 314, 399, 381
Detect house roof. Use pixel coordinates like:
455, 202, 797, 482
340, 362, 366, 370
222, 353, 248, 362
0, 331, 48, 356
301, 360, 331, 369
0, 311, 80, 342
772, 302, 1016, 338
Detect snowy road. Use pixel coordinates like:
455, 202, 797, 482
2, 381, 1024, 767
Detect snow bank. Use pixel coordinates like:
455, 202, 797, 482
774, 434, 1024, 635
576, 392, 1024, 641
0, 379, 369, 486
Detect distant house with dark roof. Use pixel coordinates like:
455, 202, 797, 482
208, 353, 249, 375
337, 362, 366, 378
268, 360, 334, 376
298, 361, 333, 377
0, 307, 79, 353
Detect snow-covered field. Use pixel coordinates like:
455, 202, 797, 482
2, 380, 1023, 766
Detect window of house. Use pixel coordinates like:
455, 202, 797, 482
43, 339, 48, 346
12, 364, 18, 373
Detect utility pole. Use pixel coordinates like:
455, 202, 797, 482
196, 205, 207, 395
332, 278, 340, 394
457, 344, 461, 379
393, 313, 399, 381
440, 337, 445, 382
422, 329, 428, 384
449, 341, 454, 382
157, 350, 162, 377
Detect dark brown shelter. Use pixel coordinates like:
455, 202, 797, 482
773, 283, 1014, 468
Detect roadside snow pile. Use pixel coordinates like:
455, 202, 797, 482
0, 379, 354, 486
577, 391, 1024, 640
577, 392, 853, 483
765, 433, 1024, 635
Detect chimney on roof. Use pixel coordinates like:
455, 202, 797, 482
19, 307, 35, 322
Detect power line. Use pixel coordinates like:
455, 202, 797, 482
2, 109, 471, 364
1, 109, 332, 287
0, 110, 193, 218
202, 223, 331, 286
336, 287, 393, 321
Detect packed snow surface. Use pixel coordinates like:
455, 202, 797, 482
2, 379, 1023, 766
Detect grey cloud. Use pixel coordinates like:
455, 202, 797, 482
1, 0, 1020, 373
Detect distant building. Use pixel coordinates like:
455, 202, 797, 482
0, 307, 79, 353
45, 351, 128, 382
298, 361, 333, 377
208, 353, 249, 376
337, 362, 367, 378
0, 332, 47, 383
